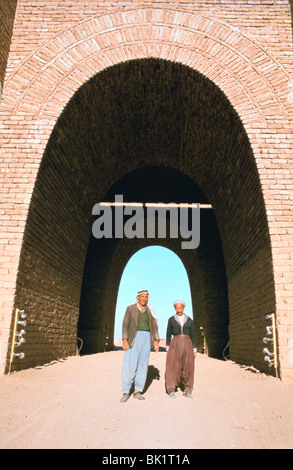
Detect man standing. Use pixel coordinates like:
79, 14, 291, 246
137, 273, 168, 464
165, 300, 196, 399
120, 289, 160, 403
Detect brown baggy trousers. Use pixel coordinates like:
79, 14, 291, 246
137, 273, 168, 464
165, 335, 195, 393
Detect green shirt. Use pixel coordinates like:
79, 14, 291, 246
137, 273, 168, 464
137, 309, 150, 332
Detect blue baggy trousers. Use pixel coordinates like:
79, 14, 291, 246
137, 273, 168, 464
121, 331, 151, 394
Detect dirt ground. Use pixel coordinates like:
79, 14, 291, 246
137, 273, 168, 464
1, 350, 293, 450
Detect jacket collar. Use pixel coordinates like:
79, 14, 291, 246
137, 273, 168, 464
173, 313, 187, 326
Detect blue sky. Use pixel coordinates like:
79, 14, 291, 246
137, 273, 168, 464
114, 245, 193, 339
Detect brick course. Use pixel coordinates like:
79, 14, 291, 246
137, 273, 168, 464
0, 1, 292, 381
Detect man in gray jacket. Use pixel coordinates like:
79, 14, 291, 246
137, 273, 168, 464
120, 289, 160, 403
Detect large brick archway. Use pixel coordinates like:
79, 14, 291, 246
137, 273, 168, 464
1, 5, 292, 381
1, 58, 278, 376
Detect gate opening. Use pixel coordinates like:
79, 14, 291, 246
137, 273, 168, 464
78, 166, 229, 359
114, 246, 193, 342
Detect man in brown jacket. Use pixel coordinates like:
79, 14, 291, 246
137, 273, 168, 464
120, 289, 160, 403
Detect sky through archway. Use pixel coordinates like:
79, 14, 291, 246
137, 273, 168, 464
114, 246, 193, 339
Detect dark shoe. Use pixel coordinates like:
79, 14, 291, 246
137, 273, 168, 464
168, 392, 176, 399
120, 393, 129, 403
183, 391, 194, 399
133, 392, 145, 400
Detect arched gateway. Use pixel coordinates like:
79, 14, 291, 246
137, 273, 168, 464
1, 7, 292, 381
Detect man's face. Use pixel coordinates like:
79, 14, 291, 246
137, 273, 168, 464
174, 303, 185, 315
138, 293, 149, 307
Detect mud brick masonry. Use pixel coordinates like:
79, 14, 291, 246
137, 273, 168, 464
0, 0, 292, 382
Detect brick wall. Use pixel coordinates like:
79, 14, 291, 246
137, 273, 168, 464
0, 0, 17, 99
0, 1, 292, 381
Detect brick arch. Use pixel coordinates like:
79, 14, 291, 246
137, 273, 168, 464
6, 7, 290, 127
78, 166, 230, 359
1, 8, 292, 380
8, 59, 276, 377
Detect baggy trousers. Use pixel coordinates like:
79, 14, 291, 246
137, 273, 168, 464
165, 335, 195, 393
121, 331, 151, 394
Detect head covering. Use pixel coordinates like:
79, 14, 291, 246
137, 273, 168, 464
137, 289, 149, 297
173, 299, 186, 306
148, 303, 158, 325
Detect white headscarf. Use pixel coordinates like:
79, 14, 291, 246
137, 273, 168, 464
173, 299, 186, 306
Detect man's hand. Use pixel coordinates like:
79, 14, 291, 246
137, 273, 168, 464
154, 340, 159, 353
122, 339, 129, 351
